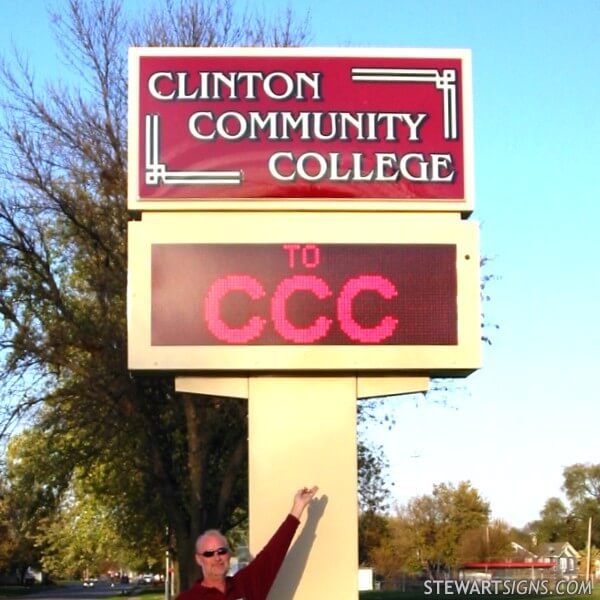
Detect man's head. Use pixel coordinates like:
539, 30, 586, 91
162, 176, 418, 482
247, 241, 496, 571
195, 529, 231, 582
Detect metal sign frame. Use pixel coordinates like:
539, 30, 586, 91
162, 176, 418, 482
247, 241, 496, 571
128, 47, 474, 214
128, 212, 480, 375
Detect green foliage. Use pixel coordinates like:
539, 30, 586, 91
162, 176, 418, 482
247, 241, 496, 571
410, 481, 490, 572
529, 463, 600, 550
40, 482, 122, 578
365, 481, 490, 580
455, 520, 513, 563
358, 441, 392, 515
479, 255, 500, 346
0, 471, 38, 582
562, 463, 600, 547
359, 511, 391, 566
530, 497, 570, 544
0, 0, 310, 589
369, 515, 421, 580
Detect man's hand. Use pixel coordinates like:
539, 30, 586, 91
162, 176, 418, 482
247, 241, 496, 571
290, 486, 319, 519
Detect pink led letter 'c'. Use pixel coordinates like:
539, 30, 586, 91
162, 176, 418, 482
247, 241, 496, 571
204, 274, 267, 343
271, 275, 333, 343
337, 275, 399, 342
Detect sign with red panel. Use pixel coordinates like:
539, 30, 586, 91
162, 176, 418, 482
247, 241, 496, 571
127, 213, 481, 374
128, 48, 474, 212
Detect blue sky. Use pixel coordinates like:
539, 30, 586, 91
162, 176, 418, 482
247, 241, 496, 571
1, 0, 599, 528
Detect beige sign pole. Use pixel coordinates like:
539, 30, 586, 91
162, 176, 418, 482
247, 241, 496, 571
176, 375, 428, 599
249, 376, 357, 600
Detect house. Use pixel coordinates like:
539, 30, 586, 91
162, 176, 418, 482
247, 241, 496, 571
511, 541, 537, 562
534, 542, 580, 581
460, 540, 581, 582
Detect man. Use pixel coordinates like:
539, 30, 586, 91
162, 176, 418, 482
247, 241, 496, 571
177, 486, 318, 600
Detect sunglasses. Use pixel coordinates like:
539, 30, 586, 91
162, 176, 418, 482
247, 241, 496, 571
199, 547, 229, 558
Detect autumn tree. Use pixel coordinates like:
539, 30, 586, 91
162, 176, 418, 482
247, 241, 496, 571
0, 0, 310, 588
368, 515, 419, 582
455, 520, 513, 563
0, 466, 39, 583
0, 476, 9, 567
359, 511, 391, 566
402, 481, 490, 576
360, 480, 491, 584
0, 474, 21, 579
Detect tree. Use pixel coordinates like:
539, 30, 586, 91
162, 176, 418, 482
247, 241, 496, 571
358, 511, 390, 566
529, 464, 600, 550
368, 516, 417, 583
0, 0, 495, 587
456, 520, 513, 563
530, 497, 571, 544
0, 469, 39, 583
562, 463, 600, 548
563, 463, 600, 511
360, 481, 491, 584
3, 427, 163, 579
38, 470, 163, 579
0, 0, 310, 589
357, 439, 392, 515
0, 474, 20, 578
479, 255, 499, 347
403, 481, 490, 576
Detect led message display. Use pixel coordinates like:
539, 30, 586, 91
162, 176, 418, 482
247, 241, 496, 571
151, 243, 457, 346
127, 213, 480, 374
129, 48, 473, 211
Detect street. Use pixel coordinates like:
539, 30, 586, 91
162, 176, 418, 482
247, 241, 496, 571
25, 581, 144, 600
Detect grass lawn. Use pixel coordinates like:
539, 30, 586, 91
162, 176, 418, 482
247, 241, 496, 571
0, 588, 31, 598
109, 593, 164, 600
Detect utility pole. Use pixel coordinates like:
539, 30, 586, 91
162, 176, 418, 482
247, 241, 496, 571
165, 549, 171, 600
586, 517, 592, 582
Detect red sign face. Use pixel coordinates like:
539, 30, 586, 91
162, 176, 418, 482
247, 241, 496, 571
151, 244, 457, 346
130, 49, 473, 209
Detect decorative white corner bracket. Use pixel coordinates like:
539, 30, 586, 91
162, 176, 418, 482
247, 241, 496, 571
351, 67, 458, 140
144, 113, 244, 186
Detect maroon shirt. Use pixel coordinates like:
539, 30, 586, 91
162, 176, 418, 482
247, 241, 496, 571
176, 514, 300, 600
